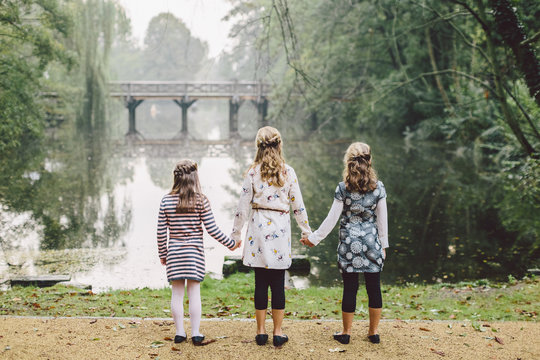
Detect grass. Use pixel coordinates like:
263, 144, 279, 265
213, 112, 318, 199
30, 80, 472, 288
0, 273, 538, 321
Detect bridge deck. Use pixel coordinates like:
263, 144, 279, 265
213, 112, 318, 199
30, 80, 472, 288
109, 81, 270, 100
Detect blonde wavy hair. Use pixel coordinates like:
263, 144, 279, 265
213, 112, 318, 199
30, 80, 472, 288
343, 142, 378, 193
250, 126, 286, 187
170, 159, 204, 213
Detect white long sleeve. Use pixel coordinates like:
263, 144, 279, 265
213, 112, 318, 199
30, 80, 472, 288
307, 199, 343, 246
376, 197, 389, 248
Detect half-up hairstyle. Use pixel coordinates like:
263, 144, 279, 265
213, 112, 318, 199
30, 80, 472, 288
343, 142, 378, 193
251, 126, 286, 187
170, 159, 203, 213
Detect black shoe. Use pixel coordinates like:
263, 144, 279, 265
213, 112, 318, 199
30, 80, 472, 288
192, 335, 205, 345
333, 333, 350, 344
368, 334, 380, 344
273, 334, 288, 347
255, 334, 268, 345
174, 335, 186, 344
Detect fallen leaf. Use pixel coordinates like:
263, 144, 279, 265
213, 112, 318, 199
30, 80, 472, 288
419, 327, 431, 332
430, 348, 445, 356
329, 347, 346, 353
163, 337, 173, 341
171, 346, 181, 351
194, 339, 217, 346
495, 336, 504, 345
241, 339, 252, 344
150, 341, 164, 348
89, 319, 97, 324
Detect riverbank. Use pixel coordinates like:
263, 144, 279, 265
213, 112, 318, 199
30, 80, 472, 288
1, 317, 539, 359
1, 273, 538, 321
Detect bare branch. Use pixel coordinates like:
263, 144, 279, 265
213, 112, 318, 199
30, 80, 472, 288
449, 0, 489, 32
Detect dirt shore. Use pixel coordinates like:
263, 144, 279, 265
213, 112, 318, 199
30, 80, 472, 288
0, 317, 538, 359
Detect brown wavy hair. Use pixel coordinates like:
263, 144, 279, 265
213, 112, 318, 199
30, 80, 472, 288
343, 142, 378, 193
250, 126, 286, 187
170, 159, 204, 213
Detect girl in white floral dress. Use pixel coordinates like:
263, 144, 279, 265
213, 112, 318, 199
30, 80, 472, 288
231, 126, 311, 347
302, 142, 389, 345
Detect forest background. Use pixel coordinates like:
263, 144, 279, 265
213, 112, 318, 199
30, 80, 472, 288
0, 0, 539, 281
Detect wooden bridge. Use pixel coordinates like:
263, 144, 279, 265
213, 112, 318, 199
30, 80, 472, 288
109, 81, 270, 138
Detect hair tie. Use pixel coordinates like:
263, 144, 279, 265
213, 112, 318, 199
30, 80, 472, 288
352, 154, 370, 162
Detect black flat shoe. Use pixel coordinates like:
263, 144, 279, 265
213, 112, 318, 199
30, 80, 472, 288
255, 334, 268, 345
192, 335, 205, 345
273, 334, 288, 347
333, 333, 350, 344
368, 334, 380, 344
174, 335, 186, 344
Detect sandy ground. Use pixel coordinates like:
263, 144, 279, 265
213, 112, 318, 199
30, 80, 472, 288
0, 317, 539, 359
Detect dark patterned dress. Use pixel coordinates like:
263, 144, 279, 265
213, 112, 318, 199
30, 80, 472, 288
335, 181, 387, 273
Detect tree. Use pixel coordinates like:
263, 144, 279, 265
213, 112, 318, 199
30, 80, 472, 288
142, 13, 208, 80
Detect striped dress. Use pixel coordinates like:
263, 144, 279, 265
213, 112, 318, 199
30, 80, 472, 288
157, 194, 235, 282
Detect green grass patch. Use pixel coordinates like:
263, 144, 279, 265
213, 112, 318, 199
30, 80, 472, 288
1, 274, 538, 321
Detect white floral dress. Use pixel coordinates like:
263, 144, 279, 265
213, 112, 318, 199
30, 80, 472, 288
231, 164, 311, 269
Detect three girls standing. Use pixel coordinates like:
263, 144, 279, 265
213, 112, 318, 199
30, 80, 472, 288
157, 127, 388, 347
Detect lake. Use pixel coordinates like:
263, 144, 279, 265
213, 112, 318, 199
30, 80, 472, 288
0, 105, 515, 291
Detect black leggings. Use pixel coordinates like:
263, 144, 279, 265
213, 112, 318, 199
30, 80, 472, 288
341, 272, 382, 312
254, 268, 285, 310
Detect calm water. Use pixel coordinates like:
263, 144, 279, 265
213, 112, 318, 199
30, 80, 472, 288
0, 109, 515, 291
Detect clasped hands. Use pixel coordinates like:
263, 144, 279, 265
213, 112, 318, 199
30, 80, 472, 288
299, 237, 314, 247
231, 239, 242, 251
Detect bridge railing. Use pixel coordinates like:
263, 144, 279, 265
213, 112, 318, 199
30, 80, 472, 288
109, 81, 271, 99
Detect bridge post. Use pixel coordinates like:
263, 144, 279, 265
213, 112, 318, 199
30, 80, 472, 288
173, 96, 197, 138
229, 97, 244, 137
126, 97, 144, 136
251, 97, 268, 128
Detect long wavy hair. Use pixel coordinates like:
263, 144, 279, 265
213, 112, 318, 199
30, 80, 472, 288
170, 159, 203, 213
250, 126, 286, 187
343, 142, 378, 193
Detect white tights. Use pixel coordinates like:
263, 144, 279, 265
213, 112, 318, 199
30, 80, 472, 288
171, 280, 202, 337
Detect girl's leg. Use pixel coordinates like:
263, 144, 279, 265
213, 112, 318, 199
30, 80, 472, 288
254, 268, 270, 334
364, 272, 382, 336
268, 269, 285, 336
171, 280, 186, 336
186, 279, 202, 337
340, 272, 359, 335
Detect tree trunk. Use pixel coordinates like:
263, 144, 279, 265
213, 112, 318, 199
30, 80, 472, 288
489, 0, 540, 107
475, 0, 536, 156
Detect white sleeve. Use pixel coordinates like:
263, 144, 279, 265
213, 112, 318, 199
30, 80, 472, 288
376, 197, 389, 248
307, 199, 343, 246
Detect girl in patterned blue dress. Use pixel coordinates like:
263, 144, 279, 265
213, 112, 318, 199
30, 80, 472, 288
302, 142, 389, 344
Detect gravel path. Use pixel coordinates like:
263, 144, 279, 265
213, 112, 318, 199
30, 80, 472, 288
1, 317, 538, 359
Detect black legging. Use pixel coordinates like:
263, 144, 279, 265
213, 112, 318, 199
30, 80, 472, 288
254, 268, 285, 310
341, 272, 382, 312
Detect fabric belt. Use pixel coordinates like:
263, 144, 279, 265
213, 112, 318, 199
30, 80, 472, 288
252, 206, 290, 214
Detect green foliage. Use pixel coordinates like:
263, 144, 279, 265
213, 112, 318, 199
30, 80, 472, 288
0, 0, 73, 154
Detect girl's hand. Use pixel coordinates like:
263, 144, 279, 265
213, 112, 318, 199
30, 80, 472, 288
160, 258, 167, 266
300, 238, 314, 247
382, 249, 386, 259
231, 240, 242, 251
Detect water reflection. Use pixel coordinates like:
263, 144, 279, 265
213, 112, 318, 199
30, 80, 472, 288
0, 129, 521, 291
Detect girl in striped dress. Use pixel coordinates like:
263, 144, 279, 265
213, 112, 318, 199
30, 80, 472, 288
157, 159, 238, 345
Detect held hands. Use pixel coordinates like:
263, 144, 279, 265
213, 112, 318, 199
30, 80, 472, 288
300, 237, 314, 248
230, 239, 242, 251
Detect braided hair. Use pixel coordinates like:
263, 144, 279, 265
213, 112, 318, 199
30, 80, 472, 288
343, 142, 378, 193
170, 159, 204, 213
251, 126, 286, 187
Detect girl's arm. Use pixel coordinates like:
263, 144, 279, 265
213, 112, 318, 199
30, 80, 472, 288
201, 197, 236, 249
288, 167, 312, 237
231, 173, 253, 244
375, 197, 389, 249
307, 199, 343, 246
157, 197, 168, 260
